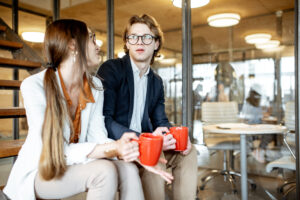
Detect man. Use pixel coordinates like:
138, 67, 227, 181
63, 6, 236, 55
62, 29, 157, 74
98, 14, 198, 200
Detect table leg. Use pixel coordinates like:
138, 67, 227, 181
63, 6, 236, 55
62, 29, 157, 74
240, 134, 248, 200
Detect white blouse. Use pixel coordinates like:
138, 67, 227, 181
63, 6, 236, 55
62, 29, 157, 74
4, 69, 112, 200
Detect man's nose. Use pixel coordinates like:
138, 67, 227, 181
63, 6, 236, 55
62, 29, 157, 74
136, 36, 143, 45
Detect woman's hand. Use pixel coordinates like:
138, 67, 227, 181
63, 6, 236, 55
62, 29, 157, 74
116, 132, 139, 162
138, 158, 174, 184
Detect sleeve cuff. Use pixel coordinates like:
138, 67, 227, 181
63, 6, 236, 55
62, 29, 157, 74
64, 143, 97, 165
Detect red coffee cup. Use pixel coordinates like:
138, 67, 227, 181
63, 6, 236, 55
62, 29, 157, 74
168, 126, 188, 151
133, 133, 163, 166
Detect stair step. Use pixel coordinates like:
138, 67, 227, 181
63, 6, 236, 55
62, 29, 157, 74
0, 80, 21, 89
0, 25, 6, 32
0, 57, 41, 70
0, 40, 23, 49
0, 108, 26, 118
0, 139, 25, 158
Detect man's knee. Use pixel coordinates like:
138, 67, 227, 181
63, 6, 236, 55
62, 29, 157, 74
180, 145, 198, 166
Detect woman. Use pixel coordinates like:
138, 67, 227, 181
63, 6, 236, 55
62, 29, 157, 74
4, 19, 172, 200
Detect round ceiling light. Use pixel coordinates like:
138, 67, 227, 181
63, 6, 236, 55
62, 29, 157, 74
245, 33, 272, 44
207, 13, 240, 27
172, 0, 210, 8
22, 32, 44, 43
255, 40, 280, 49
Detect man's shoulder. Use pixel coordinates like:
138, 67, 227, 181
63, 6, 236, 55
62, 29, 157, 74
150, 69, 163, 83
100, 56, 129, 71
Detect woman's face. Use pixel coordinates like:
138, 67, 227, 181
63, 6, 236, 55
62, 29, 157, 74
86, 29, 101, 68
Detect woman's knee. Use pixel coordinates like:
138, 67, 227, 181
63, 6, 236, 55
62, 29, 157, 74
86, 160, 118, 189
121, 162, 139, 175
115, 161, 140, 180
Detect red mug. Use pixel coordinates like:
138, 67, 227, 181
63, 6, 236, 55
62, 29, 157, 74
168, 127, 188, 151
133, 133, 163, 166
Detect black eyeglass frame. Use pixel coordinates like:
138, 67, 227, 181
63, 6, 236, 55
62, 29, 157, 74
126, 34, 157, 45
89, 32, 96, 44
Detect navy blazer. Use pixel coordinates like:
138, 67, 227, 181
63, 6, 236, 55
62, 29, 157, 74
97, 55, 170, 140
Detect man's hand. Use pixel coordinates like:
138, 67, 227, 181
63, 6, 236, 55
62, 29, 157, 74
162, 134, 176, 151
181, 136, 192, 155
152, 127, 169, 136
153, 127, 176, 151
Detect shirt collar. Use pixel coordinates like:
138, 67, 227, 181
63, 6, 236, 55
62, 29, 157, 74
130, 58, 150, 77
58, 68, 95, 107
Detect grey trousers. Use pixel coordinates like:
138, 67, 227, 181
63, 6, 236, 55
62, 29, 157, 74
35, 159, 144, 200
140, 145, 198, 200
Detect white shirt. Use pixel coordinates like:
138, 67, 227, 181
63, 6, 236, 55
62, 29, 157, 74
129, 59, 149, 132
240, 101, 263, 124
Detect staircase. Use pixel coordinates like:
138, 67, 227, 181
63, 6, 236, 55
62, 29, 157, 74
0, 18, 43, 161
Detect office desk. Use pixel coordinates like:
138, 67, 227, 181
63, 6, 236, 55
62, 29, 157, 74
203, 123, 287, 200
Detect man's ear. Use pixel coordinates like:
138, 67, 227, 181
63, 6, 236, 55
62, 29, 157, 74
125, 42, 130, 51
68, 39, 76, 51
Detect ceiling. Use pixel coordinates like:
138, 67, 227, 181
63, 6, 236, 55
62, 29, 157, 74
0, 0, 295, 65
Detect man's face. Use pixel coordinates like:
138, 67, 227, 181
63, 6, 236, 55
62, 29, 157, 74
126, 23, 159, 65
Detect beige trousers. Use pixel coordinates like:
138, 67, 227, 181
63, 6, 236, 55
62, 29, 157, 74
140, 145, 198, 200
35, 159, 144, 200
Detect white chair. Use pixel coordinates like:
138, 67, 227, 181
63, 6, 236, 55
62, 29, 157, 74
265, 101, 295, 198
199, 102, 256, 193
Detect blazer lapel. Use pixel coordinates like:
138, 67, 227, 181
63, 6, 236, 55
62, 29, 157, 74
124, 55, 135, 126
141, 69, 153, 130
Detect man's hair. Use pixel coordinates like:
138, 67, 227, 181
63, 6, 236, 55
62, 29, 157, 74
123, 14, 164, 64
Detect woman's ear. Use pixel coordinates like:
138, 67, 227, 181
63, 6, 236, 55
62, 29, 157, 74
154, 40, 159, 50
68, 39, 76, 51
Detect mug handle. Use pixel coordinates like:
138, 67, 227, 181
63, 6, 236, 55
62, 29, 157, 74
131, 139, 141, 144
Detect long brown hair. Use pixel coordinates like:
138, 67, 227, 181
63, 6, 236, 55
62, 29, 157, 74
123, 14, 164, 64
39, 19, 91, 180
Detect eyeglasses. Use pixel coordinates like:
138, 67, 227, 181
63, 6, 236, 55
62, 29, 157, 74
126, 34, 157, 45
89, 32, 96, 43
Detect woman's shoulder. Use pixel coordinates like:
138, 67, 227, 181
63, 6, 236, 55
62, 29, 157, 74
21, 69, 46, 91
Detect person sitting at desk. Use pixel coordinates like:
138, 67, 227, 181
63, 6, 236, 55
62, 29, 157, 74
240, 83, 273, 163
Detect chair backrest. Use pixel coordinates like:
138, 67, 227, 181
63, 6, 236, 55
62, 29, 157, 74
284, 101, 296, 158
201, 101, 240, 149
201, 101, 239, 124
285, 101, 295, 131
